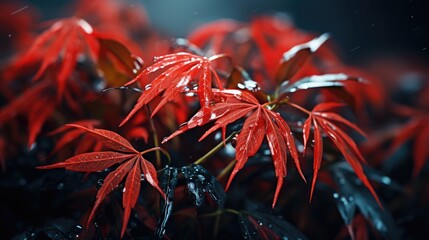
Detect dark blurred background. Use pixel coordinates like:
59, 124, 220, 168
25, 0, 429, 64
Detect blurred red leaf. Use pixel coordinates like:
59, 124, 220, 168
0, 81, 56, 147
386, 113, 429, 176
11, 17, 99, 99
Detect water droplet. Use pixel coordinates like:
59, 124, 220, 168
333, 193, 339, 198
289, 87, 297, 93
123, 187, 127, 192
179, 121, 188, 128
78, 19, 93, 34
8, 34, 12, 38
28, 143, 37, 151
19, 178, 27, 185
197, 175, 205, 181
144, 84, 152, 90
97, 179, 104, 188
214, 132, 221, 141
57, 182, 65, 190
381, 176, 391, 185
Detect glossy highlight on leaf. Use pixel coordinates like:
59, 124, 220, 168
120, 52, 226, 126
275, 33, 330, 83
180, 164, 226, 207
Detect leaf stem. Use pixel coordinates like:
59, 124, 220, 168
200, 208, 240, 218
146, 106, 162, 167
193, 131, 237, 165
140, 147, 171, 165
217, 160, 236, 181
212, 208, 222, 239
286, 102, 311, 115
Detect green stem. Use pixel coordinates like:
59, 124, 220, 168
217, 160, 236, 181
212, 208, 222, 239
140, 147, 171, 165
200, 208, 240, 218
193, 131, 237, 165
146, 106, 161, 167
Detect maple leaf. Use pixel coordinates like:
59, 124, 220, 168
163, 89, 305, 207
291, 102, 379, 204
38, 124, 166, 237
9, 16, 141, 101
120, 52, 226, 126
11, 17, 100, 100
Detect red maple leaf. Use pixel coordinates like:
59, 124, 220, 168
10, 17, 101, 100
38, 124, 166, 237
163, 89, 305, 207
8, 16, 141, 99
120, 52, 226, 126
290, 102, 379, 204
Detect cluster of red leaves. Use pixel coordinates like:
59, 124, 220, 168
163, 89, 305, 206
188, 16, 386, 116
9, 17, 100, 99
119, 34, 378, 208
2, 1, 427, 239
0, 14, 142, 147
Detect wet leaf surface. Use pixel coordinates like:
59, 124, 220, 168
239, 211, 308, 240
330, 162, 402, 240
181, 164, 226, 207
155, 166, 178, 239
